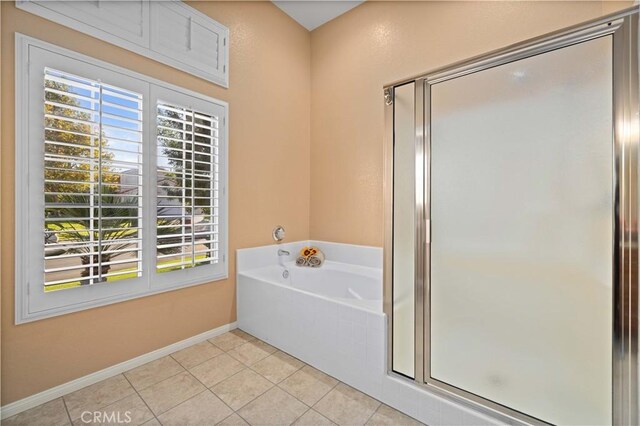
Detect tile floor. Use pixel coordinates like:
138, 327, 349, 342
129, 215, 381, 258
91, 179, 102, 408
3, 329, 423, 426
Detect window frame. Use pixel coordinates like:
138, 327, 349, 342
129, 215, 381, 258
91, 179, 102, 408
150, 86, 228, 291
15, 34, 229, 324
16, 0, 230, 88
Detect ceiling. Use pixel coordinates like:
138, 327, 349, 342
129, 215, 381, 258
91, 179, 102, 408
272, 0, 364, 31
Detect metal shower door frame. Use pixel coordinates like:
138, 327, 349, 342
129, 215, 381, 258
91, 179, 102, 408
383, 7, 639, 425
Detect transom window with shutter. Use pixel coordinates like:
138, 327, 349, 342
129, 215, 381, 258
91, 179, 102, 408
16, 35, 228, 323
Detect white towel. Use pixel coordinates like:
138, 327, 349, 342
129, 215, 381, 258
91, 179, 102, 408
308, 250, 325, 268
295, 256, 308, 267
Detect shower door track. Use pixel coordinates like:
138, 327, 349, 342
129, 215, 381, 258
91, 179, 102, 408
383, 6, 639, 425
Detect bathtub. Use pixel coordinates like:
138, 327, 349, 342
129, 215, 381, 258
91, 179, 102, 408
237, 241, 386, 392
240, 260, 382, 311
237, 240, 501, 426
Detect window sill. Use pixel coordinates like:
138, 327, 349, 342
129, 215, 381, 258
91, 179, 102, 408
16, 272, 229, 324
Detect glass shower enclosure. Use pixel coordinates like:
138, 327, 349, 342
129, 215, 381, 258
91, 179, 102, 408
384, 8, 638, 425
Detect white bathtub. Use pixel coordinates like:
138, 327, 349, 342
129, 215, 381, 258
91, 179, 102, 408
237, 240, 501, 426
240, 260, 382, 311
237, 240, 386, 394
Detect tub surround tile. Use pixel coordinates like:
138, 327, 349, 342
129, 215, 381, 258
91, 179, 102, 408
279, 365, 339, 406
189, 353, 246, 387
124, 356, 185, 391
314, 383, 381, 426
210, 331, 256, 351
251, 351, 305, 384
366, 405, 423, 426
141, 419, 161, 426
218, 413, 250, 425
171, 341, 224, 369
138, 371, 205, 415
293, 409, 336, 426
71, 394, 154, 426
438, 399, 465, 426
236, 241, 307, 271
308, 241, 383, 269
381, 377, 420, 419
237, 387, 308, 426
3, 398, 71, 426
415, 393, 441, 426
156, 390, 233, 425
211, 369, 274, 410
227, 340, 277, 366
461, 408, 500, 426
63, 375, 135, 420
236, 241, 382, 271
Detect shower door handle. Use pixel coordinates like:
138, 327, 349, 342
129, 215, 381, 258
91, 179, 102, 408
425, 219, 431, 244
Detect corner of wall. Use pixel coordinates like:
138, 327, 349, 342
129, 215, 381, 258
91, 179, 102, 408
602, 0, 636, 15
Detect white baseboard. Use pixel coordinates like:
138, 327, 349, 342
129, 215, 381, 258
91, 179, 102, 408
0, 321, 237, 420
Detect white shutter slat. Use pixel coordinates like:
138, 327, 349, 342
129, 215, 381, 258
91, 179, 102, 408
156, 100, 219, 272
44, 68, 144, 291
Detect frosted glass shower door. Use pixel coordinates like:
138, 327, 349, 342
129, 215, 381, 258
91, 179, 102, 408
429, 36, 613, 425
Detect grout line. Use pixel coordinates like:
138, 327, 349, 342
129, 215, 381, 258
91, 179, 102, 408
235, 408, 253, 425
290, 407, 312, 425
127, 368, 201, 417
247, 353, 304, 385
299, 407, 336, 426
168, 341, 223, 371
157, 389, 213, 421
210, 370, 274, 413
213, 340, 252, 353
157, 331, 241, 420
363, 400, 382, 425
62, 375, 139, 423
209, 343, 309, 412
129, 368, 186, 393
183, 366, 239, 415
122, 373, 157, 422
275, 382, 311, 408
315, 409, 337, 425
216, 411, 240, 425
60, 396, 73, 425
278, 370, 339, 411
204, 338, 313, 416
311, 378, 340, 408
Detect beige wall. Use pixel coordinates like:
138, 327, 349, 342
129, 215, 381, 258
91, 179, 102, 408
1, 0, 635, 407
309, 0, 633, 247
0, 1, 310, 404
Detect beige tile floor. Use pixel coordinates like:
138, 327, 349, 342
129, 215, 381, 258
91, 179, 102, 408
2, 330, 424, 426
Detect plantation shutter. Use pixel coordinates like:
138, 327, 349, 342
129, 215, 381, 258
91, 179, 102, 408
156, 101, 220, 272
44, 68, 144, 291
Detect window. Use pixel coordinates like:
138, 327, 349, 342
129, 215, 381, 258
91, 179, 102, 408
44, 68, 144, 291
155, 102, 221, 273
16, 35, 228, 323
151, 87, 226, 290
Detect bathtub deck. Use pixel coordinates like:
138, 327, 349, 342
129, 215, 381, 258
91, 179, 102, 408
2, 329, 422, 426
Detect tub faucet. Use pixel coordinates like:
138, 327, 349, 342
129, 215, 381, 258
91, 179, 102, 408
278, 249, 290, 256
